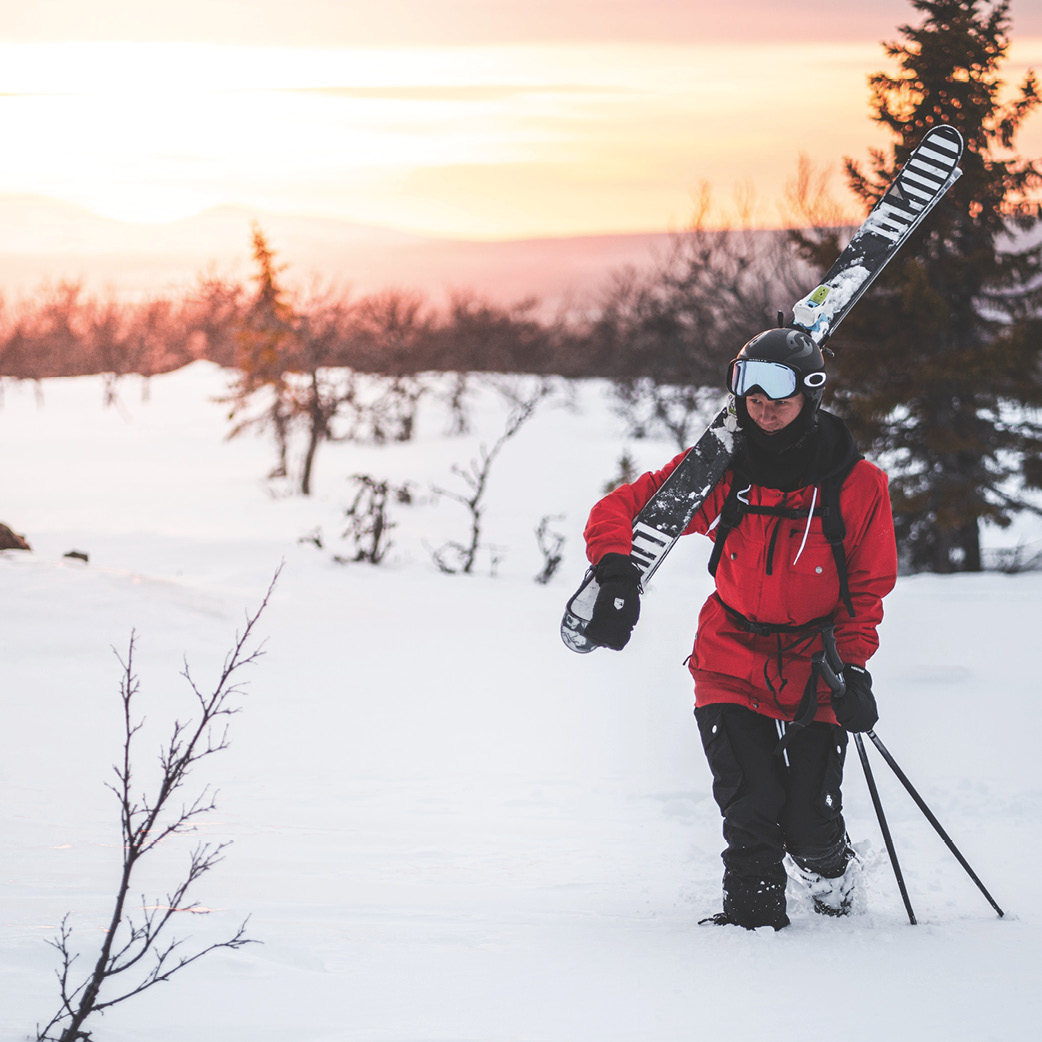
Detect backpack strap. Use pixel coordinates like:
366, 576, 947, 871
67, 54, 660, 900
820, 454, 862, 619
707, 470, 749, 578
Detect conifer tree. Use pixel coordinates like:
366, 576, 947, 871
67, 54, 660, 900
800, 0, 1042, 572
224, 225, 299, 478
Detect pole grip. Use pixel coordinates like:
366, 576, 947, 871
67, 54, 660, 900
817, 624, 846, 697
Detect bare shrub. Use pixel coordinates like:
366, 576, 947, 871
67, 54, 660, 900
34, 577, 277, 1042
336, 475, 414, 565
534, 515, 566, 584
431, 378, 550, 575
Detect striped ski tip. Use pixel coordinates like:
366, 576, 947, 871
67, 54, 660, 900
791, 123, 964, 342
866, 125, 963, 244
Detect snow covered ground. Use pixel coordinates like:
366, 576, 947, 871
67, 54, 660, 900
1, 363, 1040, 1042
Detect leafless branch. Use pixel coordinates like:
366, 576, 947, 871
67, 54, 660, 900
35, 569, 279, 1042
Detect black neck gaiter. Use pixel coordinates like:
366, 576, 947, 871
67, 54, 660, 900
736, 399, 822, 492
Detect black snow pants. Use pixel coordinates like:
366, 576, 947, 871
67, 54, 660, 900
695, 702, 851, 928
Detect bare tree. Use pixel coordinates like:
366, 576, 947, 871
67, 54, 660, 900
292, 291, 358, 496
336, 474, 413, 565
431, 378, 550, 574
533, 515, 565, 584
441, 371, 472, 436
183, 275, 248, 368
82, 294, 131, 409
34, 576, 277, 1042
610, 379, 724, 451
602, 450, 639, 494
596, 186, 809, 444
433, 291, 555, 374
123, 297, 193, 402
782, 152, 858, 240
348, 290, 432, 442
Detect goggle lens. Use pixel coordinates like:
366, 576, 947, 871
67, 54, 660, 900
729, 359, 799, 400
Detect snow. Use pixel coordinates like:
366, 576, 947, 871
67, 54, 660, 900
1, 362, 1040, 1041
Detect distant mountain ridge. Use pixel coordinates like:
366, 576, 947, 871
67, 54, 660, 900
0, 196, 676, 310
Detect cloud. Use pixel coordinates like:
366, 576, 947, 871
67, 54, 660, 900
8, 0, 1036, 48
1, 11, 1039, 240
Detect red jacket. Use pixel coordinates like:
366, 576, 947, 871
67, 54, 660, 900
584, 448, 897, 724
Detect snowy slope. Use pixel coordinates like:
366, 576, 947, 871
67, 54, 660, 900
1, 363, 1040, 1042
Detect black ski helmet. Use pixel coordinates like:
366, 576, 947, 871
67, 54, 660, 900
727, 328, 827, 406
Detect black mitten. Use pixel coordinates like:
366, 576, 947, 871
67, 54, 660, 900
584, 553, 642, 650
831, 665, 878, 733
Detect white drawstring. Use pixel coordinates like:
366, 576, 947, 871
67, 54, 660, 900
708, 483, 752, 533
776, 719, 790, 768
792, 485, 818, 565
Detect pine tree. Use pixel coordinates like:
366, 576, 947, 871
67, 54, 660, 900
802, 0, 1042, 572
224, 225, 300, 478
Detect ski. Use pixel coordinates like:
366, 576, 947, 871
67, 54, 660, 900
561, 402, 739, 653
561, 124, 964, 654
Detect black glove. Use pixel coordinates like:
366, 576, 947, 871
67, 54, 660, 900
831, 665, 878, 733
584, 553, 642, 650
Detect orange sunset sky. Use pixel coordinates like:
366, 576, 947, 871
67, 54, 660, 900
1, 0, 1041, 243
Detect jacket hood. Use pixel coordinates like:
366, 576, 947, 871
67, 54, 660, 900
815, 410, 862, 482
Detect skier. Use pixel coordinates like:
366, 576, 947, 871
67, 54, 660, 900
582, 328, 897, 929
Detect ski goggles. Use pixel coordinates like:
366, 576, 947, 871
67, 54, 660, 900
728, 358, 826, 400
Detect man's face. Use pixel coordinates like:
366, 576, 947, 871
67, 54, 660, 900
744, 392, 804, 434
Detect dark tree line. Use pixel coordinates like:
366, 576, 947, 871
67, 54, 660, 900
0, 282, 197, 386
0, 268, 589, 384
0, 225, 796, 391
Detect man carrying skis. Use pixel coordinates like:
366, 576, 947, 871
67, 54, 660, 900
582, 327, 897, 930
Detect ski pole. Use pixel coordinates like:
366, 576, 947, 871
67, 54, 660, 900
817, 627, 917, 925
864, 729, 1005, 918
853, 732, 917, 924
819, 627, 1005, 920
